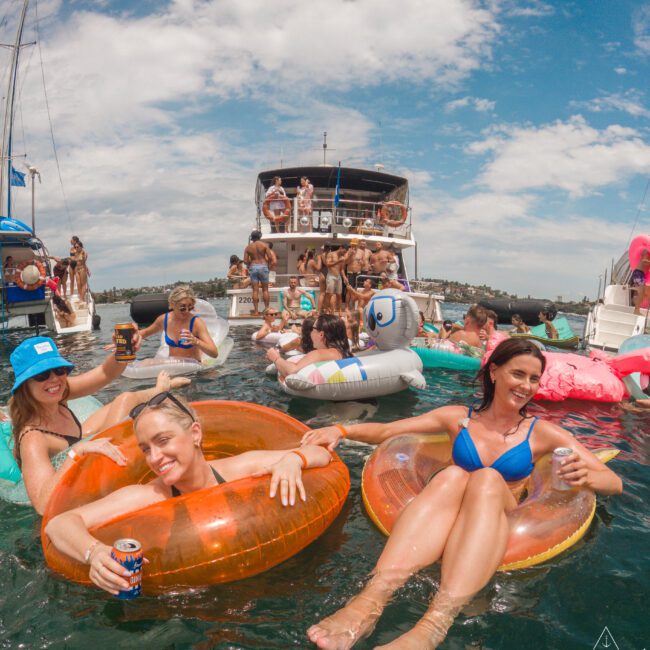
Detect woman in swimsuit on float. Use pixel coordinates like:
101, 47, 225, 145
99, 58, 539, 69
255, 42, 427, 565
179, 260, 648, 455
8, 335, 188, 514
302, 338, 622, 650
138, 286, 218, 362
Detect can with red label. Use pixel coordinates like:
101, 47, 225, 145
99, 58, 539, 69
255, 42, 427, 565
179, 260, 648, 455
114, 323, 136, 361
551, 447, 573, 491
111, 538, 143, 599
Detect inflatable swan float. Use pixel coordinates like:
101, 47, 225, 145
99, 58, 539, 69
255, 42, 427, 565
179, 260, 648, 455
279, 289, 426, 400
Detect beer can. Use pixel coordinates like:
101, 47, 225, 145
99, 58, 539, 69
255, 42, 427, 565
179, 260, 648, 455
551, 447, 573, 491
114, 323, 136, 361
111, 538, 143, 599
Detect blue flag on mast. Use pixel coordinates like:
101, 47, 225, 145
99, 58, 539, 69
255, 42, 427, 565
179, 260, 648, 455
334, 162, 341, 207
10, 166, 25, 187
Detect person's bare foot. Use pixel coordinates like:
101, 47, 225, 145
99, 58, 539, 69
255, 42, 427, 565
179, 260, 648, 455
374, 609, 455, 650
155, 370, 191, 392
307, 592, 385, 649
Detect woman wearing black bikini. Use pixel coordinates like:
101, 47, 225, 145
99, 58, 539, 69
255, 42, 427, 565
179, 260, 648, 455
8, 335, 189, 514
68, 236, 80, 296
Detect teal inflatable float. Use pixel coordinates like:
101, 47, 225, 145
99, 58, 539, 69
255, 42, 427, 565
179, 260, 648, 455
411, 338, 482, 371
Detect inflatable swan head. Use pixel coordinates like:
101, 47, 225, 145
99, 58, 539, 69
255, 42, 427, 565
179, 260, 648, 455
364, 289, 419, 351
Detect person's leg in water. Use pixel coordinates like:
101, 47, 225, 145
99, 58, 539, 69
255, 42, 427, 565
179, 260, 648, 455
80, 370, 191, 437
375, 467, 518, 650
307, 466, 470, 650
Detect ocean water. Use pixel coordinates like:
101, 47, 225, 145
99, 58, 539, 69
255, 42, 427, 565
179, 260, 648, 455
0, 299, 647, 649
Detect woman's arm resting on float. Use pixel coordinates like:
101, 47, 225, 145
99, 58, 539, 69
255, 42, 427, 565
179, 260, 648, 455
301, 405, 460, 451
270, 348, 337, 376
537, 421, 623, 495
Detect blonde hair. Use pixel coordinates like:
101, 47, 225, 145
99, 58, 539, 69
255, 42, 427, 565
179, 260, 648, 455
133, 394, 197, 432
168, 285, 196, 309
8, 381, 71, 466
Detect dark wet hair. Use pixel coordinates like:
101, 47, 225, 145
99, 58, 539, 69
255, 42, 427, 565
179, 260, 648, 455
229, 255, 240, 265
301, 317, 315, 353
540, 304, 557, 321
475, 338, 546, 417
250, 230, 262, 242
314, 314, 352, 358
52, 294, 72, 314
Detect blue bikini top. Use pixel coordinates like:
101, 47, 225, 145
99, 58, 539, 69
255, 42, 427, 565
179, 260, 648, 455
452, 407, 537, 482
164, 312, 197, 349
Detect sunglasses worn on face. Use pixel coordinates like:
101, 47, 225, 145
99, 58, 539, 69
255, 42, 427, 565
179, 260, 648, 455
129, 391, 196, 421
177, 304, 195, 312
32, 366, 72, 382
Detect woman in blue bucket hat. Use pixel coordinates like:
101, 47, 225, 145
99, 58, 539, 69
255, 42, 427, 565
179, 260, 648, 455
7, 335, 189, 513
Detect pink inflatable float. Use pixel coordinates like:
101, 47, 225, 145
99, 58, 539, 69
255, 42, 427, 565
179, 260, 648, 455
485, 333, 650, 402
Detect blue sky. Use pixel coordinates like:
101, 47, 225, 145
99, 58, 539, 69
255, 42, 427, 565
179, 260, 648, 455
2, 0, 650, 299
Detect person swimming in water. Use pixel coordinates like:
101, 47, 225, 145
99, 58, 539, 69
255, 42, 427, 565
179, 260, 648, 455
302, 338, 622, 649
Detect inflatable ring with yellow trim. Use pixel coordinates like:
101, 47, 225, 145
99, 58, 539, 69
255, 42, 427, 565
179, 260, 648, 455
42, 400, 350, 593
362, 433, 618, 571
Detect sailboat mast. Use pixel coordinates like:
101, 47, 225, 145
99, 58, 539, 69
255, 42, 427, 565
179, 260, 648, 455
0, 0, 29, 220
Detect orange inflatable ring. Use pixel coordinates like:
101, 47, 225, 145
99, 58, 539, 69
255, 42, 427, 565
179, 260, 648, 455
379, 201, 407, 228
362, 434, 618, 571
15, 259, 46, 290
263, 196, 291, 223
41, 401, 350, 593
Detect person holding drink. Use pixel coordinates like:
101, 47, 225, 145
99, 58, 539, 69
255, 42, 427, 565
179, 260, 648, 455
303, 338, 622, 649
8, 331, 189, 514
138, 286, 218, 362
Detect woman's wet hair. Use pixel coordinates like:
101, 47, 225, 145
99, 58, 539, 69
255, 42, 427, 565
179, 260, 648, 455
168, 285, 196, 308
314, 314, 352, 358
301, 317, 315, 353
52, 294, 72, 314
475, 338, 546, 417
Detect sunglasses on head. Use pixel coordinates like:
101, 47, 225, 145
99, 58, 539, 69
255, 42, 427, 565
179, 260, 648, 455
129, 391, 195, 422
31, 366, 72, 382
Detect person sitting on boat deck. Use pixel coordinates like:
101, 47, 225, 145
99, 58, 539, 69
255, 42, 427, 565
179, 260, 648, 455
7, 335, 191, 514
538, 308, 558, 340
44, 392, 332, 596
379, 272, 404, 291
324, 245, 347, 314
511, 313, 530, 334
631, 248, 650, 314
343, 276, 375, 315
244, 230, 273, 315
283, 275, 316, 320
253, 307, 290, 341
52, 294, 76, 329
3, 255, 15, 284
267, 314, 352, 380
302, 337, 622, 650
448, 304, 487, 348
369, 242, 392, 275
227, 255, 250, 289
138, 286, 218, 362
266, 176, 289, 233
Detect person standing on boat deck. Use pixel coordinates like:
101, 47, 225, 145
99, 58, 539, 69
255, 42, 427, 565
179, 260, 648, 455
73, 241, 89, 306
244, 230, 273, 315
48, 257, 70, 298
138, 286, 218, 362
68, 236, 80, 296
369, 242, 392, 275
3, 255, 15, 284
449, 304, 486, 348
316, 245, 328, 312
305, 249, 320, 288
538, 309, 558, 340
297, 176, 314, 227
267, 242, 278, 285
266, 176, 288, 234
344, 239, 364, 308
385, 245, 399, 281
283, 275, 316, 320
324, 245, 347, 314
632, 248, 650, 314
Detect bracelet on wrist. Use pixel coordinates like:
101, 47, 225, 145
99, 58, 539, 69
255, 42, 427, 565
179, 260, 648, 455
68, 448, 81, 463
334, 423, 349, 439
291, 450, 308, 468
84, 539, 101, 564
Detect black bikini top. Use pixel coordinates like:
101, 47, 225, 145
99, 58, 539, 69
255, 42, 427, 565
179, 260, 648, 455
170, 466, 226, 497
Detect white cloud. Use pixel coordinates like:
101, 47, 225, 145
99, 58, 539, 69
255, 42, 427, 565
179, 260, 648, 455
445, 96, 496, 113
614, 66, 628, 75
467, 115, 650, 197
633, 5, 650, 55
504, 1, 555, 18
571, 91, 649, 118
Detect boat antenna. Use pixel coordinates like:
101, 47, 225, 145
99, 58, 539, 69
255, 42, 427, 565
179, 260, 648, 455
35, 0, 75, 232
321, 131, 337, 166
627, 177, 650, 247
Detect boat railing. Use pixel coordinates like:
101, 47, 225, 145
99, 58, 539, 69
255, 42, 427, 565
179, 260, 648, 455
257, 197, 412, 238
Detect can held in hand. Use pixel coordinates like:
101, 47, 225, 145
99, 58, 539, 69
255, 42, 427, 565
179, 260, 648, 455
114, 323, 136, 361
552, 447, 573, 491
111, 538, 143, 599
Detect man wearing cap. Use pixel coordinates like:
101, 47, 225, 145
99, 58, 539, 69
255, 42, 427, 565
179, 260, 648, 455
244, 231, 273, 315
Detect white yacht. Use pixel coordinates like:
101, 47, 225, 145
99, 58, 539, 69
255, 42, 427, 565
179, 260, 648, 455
227, 165, 444, 324
583, 251, 649, 352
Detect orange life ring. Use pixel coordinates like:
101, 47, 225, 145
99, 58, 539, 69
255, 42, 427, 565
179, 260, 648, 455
379, 201, 408, 228
41, 400, 350, 594
15, 260, 46, 290
263, 196, 291, 223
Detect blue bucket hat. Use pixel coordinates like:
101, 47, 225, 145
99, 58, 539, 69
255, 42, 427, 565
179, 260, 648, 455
10, 336, 74, 394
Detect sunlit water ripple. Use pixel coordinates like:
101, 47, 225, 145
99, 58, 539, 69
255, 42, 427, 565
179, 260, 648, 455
0, 300, 647, 648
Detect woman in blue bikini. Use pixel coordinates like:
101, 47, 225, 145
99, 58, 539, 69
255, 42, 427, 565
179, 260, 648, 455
302, 338, 622, 650
139, 286, 218, 362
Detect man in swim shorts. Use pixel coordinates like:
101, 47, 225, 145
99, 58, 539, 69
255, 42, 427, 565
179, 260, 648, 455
324, 245, 347, 314
282, 275, 316, 320
244, 231, 273, 316
369, 242, 393, 275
